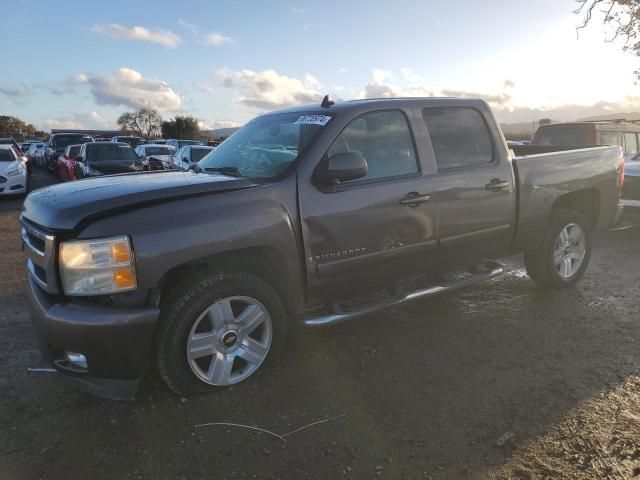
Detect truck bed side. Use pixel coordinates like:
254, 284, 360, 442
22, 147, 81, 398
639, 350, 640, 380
511, 145, 623, 253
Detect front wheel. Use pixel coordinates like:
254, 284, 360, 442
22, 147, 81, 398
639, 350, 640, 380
524, 208, 592, 288
156, 271, 287, 396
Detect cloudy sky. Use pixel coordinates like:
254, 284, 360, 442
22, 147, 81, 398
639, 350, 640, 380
1, 0, 639, 131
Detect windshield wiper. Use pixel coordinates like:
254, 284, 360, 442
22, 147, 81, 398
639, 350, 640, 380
204, 166, 244, 177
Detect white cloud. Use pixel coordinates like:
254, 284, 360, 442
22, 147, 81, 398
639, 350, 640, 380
337, 67, 347, 74
72, 67, 181, 111
178, 19, 198, 34
42, 112, 114, 131
204, 32, 232, 46
372, 69, 393, 84
217, 68, 324, 110
197, 119, 241, 131
92, 24, 182, 48
0, 83, 32, 98
400, 68, 422, 83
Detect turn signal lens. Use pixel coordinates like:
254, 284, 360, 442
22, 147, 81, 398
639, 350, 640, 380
112, 267, 137, 290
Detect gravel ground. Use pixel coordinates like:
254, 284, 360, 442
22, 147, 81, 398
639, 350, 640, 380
1, 170, 639, 480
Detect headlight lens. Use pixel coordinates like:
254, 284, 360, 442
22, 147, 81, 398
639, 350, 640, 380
59, 236, 137, 295
6, 164, 24, 176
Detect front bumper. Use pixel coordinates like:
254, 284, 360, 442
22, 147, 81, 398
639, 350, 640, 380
26, 276, 160, 400
0, 172, 27, 195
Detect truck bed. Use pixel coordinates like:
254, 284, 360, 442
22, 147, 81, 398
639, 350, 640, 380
511, 145, 623, 252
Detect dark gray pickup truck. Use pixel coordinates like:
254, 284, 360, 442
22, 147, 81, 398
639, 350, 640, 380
21, 98, 624, 399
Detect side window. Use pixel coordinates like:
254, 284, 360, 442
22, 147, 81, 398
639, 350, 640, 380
624, 132, 638, 156
422, 107, 493, 170
600, 132, 622, 146
326, 110, 418, 183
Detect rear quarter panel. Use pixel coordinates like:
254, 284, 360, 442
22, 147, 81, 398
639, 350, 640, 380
512, 145, 622, 251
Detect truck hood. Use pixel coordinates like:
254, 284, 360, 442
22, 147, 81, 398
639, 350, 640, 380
22, 171, 257, 231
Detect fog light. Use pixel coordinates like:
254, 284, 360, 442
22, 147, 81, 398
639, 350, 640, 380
65, 352, 87, 369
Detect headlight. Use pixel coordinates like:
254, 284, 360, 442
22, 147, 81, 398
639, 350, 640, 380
6, 164, 24, 176
59, 236, 137, 295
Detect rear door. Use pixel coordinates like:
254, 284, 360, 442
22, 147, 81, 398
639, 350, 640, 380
421, 106, 516, 265
299, 109, 441, 302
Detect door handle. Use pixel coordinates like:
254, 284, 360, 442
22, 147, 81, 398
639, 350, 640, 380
400, 192, 431, 206
485, 179, 510, 192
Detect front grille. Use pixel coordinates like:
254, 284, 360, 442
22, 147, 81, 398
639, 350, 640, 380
623, 176, 640, 201
20, 218, 58, 294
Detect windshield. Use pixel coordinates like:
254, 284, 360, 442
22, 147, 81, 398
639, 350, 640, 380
0, 149, 15, 162
191, 147, 213, 162
144, 146, 175, 156
537, 126, 587, 146
119, 137, 145, 146
53, 135, 92, 150
178, 140, 201, 148
67, 145, 81, 158
86, 144, 138, 162
198, 112, 330, 180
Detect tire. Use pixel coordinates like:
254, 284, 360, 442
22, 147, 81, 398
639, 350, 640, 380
156, 270, 287, 396
524, 208, 592, 288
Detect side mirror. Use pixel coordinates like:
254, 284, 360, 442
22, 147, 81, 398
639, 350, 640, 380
74, 156, 84, 163
182, 157, 189, 163
316, 152, 368, 185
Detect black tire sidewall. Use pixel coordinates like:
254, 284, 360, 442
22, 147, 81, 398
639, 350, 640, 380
156, 271, 287, 396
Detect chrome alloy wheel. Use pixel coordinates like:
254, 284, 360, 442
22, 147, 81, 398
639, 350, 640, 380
554, 223, 586, 279
186, 296, 272, 386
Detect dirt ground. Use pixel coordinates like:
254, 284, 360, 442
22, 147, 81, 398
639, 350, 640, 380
1, 170, 640, 480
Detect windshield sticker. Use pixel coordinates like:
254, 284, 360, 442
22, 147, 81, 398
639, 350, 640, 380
295, 115, 332, 126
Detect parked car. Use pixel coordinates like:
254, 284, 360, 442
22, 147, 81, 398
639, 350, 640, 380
111, 136, 146, 147
30, 142, 48, 168
0, 145, 28, 195
145, 139, 167, 145
0, 137, 23, 154
165, 139, 202, 149
532, 120, 640, 223
134, 144, 177, 171
57, 144, 83, 181
27, 142, 45, 162
72, 142, 143, 179
172, 145, 215, 169
45, 133, 93, 174
22, 97, 624, 400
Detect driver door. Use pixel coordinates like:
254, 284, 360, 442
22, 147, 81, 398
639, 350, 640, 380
299, 109, 440, 303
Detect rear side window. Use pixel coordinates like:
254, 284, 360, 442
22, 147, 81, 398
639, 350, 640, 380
327, 110, 418, 182
600, 132, 622, 146
422, 107, 493, 170
624, 132, 638, 155
537, 126, 587, 146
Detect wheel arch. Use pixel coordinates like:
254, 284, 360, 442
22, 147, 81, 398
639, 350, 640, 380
156, 246, 303, 315
551, 188, 600, 230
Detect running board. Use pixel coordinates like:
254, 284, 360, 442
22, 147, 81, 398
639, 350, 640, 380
303, 260, 504, 327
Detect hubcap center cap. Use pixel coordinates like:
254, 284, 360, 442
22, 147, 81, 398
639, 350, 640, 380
221, 331, 239, 348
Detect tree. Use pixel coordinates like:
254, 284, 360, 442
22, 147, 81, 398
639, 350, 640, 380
576, 0, 640, 76
117, 108, 162, 138
161, 116, 200, 139
0, 116, 37, 140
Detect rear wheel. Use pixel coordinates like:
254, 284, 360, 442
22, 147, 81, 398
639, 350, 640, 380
156, 271, 287, 396
524, 208, 592, 288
